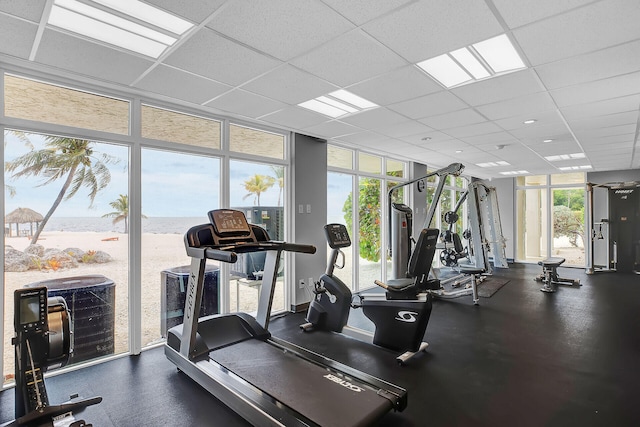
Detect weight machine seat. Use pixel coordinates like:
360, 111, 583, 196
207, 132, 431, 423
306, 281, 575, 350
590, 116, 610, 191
382, 228, 441, 294
535, 257, 581, 292
538, 257, 565, 268
458, 266, 485, 275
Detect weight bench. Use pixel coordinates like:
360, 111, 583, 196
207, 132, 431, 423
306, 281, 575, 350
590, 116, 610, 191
535, 257, 581, 293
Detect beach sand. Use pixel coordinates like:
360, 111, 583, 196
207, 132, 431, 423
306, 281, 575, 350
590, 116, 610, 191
3, 230, 279, 382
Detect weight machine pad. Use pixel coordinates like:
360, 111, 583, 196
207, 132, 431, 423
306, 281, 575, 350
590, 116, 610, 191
538, 257, 565, 268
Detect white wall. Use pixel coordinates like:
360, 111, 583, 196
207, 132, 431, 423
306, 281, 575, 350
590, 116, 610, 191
292, 133, 327, 309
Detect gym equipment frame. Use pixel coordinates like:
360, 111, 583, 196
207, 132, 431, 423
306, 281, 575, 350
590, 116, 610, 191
165, 209, 408, 427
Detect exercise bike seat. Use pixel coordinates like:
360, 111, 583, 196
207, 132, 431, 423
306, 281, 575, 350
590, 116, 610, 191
538, 257, 565, 267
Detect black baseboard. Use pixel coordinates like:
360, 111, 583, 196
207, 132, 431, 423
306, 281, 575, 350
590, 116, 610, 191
290, 302, 309, 313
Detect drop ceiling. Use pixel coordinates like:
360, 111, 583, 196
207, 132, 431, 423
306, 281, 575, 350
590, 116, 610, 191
1, 0, 639, 179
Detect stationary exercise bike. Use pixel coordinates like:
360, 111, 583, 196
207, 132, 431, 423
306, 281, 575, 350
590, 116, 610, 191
301, 223, 441, 365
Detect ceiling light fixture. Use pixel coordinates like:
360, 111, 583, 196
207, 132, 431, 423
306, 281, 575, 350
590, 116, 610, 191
417, 33, 526, 88
455, 150, 463, 154
48, 0, 193, 58
298, 90, 378, 118
477, 161, 510, 168
559, 165, 592, 171
545, 153, 586, 161
500, 170, 529, 175
523, 119, 537, 124
543, 139, 553, 143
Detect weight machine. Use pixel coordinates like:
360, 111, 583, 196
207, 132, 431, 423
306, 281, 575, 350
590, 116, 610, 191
389, 174, 508, 304
586, 180, 640, 274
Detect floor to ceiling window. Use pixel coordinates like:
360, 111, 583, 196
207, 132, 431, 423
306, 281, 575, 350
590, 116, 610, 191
327, 145, 407, 291
516, 173, 585, 266
1, 71, 291, 386
3, 130, 130, 382
139, 106, 222, 347
229, 124, 287, 315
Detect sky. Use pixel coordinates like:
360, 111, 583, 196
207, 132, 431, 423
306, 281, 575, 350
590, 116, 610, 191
4, 131, 285, 218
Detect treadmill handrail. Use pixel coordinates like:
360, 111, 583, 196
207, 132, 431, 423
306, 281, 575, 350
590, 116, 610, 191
186, 241, 316, 262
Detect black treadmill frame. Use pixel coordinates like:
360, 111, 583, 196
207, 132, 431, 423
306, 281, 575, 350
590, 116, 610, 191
165, 218, 407, 427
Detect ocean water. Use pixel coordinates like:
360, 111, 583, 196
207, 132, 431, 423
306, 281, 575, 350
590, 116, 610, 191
10, 217, 209, 234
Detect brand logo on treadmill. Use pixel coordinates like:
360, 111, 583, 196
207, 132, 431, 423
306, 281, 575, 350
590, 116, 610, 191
323, 374, 363, 393
614, 189, 633, 194
396, 311, 418, 323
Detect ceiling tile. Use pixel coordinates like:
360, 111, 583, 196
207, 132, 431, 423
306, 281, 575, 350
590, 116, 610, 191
374, 121, 435, 138
452, 69, 544, 106
584, 140, 634, 152
550, 72, 640, 108
514, 0, 640, 66
346, 66, 441, 105
204, 89, 287, 119
144, 0, 226, 23
241, 64, 337, 105
0, 0, 45, 22
401, 130, 456, 146
164, 28, 281, 86
302, 120, 361, 138
260, 106, 329, 129
208, 0, 353, 61
491, 0, 594, 29
567, 111, 639, 131
443, 121, 503, 139
476, 92, 556, 120
388, 91, 467, 120
321, 0, 414, 25
35, 30, 154, 85
335, 131, 388, 146
535, 40, 640, 90
339, 108, 407, 129
560, 94, 640, 120
575, 123, 636, 139
362, 0, 503, 62
135, 65, 231, 105
0, 15, 37, 59
460, 132, 520, 146
494, 110, 565, 131
420, 109, 487, 130
291, 29, 407, 87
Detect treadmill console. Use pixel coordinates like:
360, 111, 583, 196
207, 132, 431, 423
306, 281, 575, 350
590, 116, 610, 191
209, 209, 252, 237
324, 224, 351, 249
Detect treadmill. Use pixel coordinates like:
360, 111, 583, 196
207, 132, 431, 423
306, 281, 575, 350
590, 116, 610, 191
165, 209, 407, 427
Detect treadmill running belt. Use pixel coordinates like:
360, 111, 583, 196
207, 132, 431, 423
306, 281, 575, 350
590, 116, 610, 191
212, 339, 392, 427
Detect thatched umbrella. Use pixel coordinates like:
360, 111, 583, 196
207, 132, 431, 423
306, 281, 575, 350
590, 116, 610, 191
5, 207, 43, 237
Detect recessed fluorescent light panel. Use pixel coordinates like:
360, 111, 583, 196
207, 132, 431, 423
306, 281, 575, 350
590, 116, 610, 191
545, 153, 586, 161
559, 165, 592, 171
48, 0, 194, 58
417, 33, 525, 88
500, 170, 529, 175
476, 161, 510, 168
298, 90, 378, 118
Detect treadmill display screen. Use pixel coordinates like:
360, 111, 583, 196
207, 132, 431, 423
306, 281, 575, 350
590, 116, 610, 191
210, 210, 251, 236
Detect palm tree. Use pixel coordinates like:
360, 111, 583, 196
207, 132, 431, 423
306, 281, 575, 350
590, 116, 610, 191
102, 194, 146, 233
242, 174, 275, 206
5, 134, 118, 244
270, 166, 284, 206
